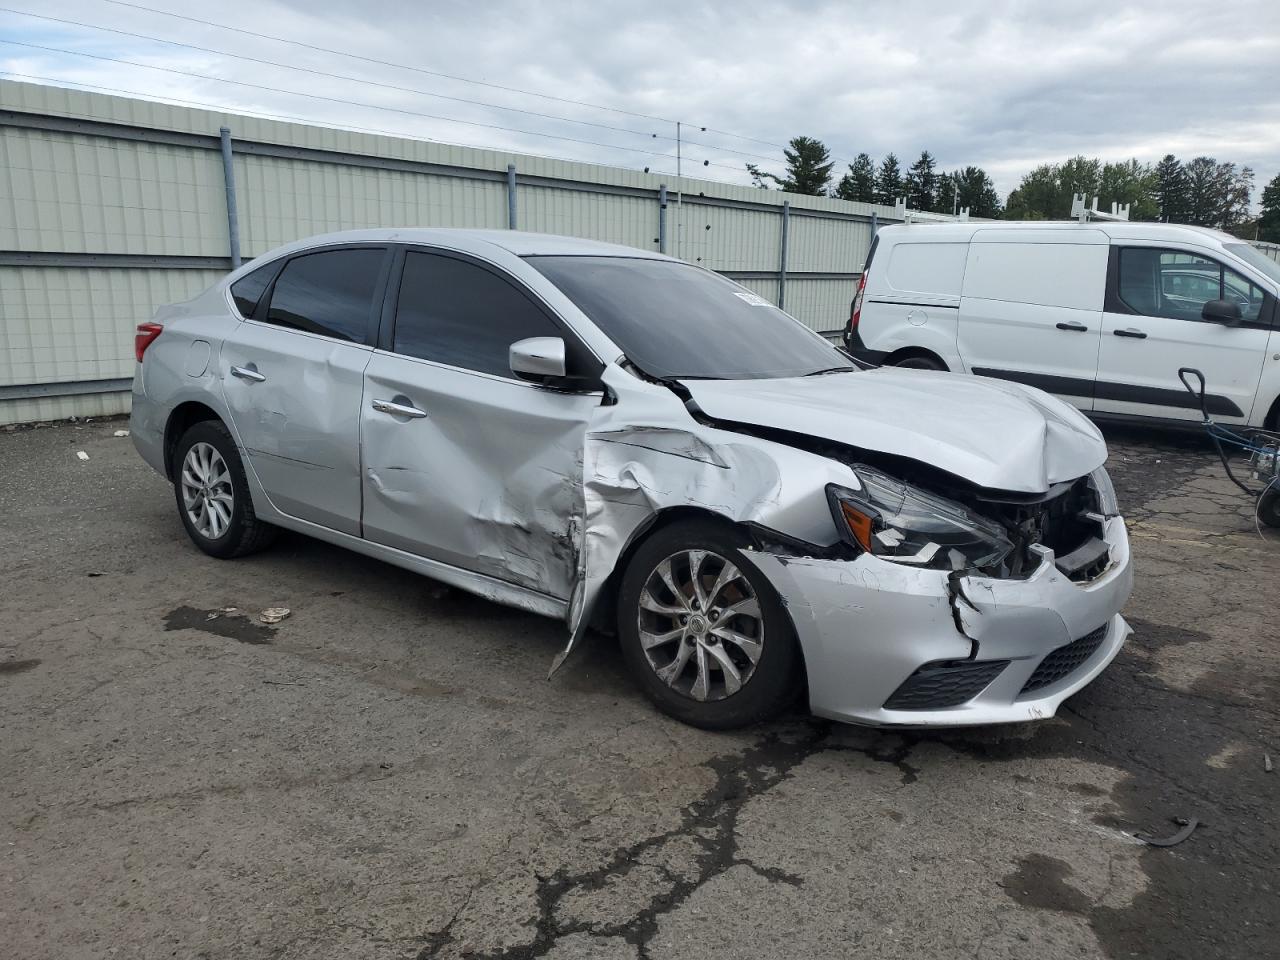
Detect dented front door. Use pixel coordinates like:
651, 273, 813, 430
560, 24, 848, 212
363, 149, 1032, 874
360, 353, 595, 600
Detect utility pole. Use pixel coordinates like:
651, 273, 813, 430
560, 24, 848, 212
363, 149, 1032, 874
675, 121, 682, 259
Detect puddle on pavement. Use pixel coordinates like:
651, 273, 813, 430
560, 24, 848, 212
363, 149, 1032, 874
163, 605, 276, 644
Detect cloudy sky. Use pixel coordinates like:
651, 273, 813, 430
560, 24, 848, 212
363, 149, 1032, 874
2, 0, 1277, 202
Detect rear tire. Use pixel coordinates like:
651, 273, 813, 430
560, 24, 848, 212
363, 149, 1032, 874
172, 420, 278, 559
892, 354, 946, 371
617, 519, 803, 729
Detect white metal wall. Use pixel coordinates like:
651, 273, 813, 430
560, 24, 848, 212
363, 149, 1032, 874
0, 79, 902, 424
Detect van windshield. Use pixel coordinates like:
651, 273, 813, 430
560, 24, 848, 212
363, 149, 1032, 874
1224, 244, 1280, 287
527, 256, 855, 381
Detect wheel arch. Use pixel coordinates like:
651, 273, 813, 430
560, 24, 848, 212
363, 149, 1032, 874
884, 346, 949, 370
164, 401, 225, 480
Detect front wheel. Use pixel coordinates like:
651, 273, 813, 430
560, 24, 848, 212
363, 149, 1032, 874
617, 520, 803, 729
173, 420, 278, 558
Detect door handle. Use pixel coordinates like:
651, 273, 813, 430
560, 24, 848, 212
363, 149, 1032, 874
230, 364, 266, 382
1056, 321, 1089, 332
1113, 328, 1148, 339
371, 398, 427, 419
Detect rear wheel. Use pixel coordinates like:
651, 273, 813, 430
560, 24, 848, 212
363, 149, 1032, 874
173, 420, 277, 558
892, 353, 946, 371
617, 520, 803, 729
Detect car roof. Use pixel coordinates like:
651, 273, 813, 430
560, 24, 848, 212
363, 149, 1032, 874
264, 228, 673, 261
876, 220, 1242, 248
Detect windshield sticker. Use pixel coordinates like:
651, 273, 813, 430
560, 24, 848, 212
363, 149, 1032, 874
732, 291, 772, 307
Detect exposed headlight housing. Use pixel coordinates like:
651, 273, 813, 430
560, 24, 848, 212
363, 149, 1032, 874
1088, 466, 1119, 516
827, 465, 1013, 571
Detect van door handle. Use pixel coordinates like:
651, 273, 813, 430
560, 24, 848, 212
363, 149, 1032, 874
230, 364, 266, 382
1114, 328, 1148, 339
1056, 321, 1089, 332
371, 398, 427, 419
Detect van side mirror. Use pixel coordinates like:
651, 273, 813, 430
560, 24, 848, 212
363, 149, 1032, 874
510, 337, 567, 381
1202, 299, 1243, 326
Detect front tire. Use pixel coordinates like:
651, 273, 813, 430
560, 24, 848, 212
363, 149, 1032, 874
172, 420, 277, 559
617, 520, 803, 729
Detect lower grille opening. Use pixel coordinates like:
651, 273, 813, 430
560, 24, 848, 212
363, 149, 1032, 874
1019, 625, 1109, 696
883, 659, 1009, 710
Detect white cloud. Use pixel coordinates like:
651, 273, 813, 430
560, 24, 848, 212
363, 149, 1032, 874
2, 0, 1277, 201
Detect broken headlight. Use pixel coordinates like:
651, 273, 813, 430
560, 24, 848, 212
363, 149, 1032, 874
827, 466, 1013, 571
1088, 466, 1119, 516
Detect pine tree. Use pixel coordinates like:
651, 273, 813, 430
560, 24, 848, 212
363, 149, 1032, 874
834, 153, 876, 202
951, 167, 1003, 218
875, 153, 904, 206
1153, 154, 1191, 223
906, 151, 939, 212
745, 136, 834, 196
1258, 172, 1280, 242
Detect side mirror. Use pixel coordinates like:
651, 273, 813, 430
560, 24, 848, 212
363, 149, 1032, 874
510, 336, 567, 381
1202, 299, 1243, 326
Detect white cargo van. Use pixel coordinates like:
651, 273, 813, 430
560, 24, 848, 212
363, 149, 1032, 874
843, 222, 1280, 428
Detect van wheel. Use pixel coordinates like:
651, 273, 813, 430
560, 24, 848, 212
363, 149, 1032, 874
173, 421, 278, 559
617, 520, 803, 729
893, 354, 946, 371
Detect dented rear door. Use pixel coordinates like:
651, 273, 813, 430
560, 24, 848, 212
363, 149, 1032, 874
219, 246, 388, 536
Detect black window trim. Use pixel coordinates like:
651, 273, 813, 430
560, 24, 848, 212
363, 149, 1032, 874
379, 243, 605, 386
1104, 244, 1276, 331
227, 256, 287, 321
248, 243, 394, 347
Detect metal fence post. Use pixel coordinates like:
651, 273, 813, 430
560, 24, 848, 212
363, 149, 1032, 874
219, 126, 241, 269
658, 185, 668, 254
870, 211, 878, 237
778, 200, 790, 309
507, 163, 518, 229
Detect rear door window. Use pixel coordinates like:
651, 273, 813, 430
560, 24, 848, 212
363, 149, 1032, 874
392, 251, 565, 377
229, 260, 281, 318
264, 248, 386, 343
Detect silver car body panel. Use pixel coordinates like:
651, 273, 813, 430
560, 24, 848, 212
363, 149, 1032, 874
133, 228, 1135, 727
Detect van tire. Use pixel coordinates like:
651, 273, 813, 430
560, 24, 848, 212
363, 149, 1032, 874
891, 353, 947, 371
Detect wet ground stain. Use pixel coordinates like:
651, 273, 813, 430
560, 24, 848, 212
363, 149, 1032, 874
0, 658, 41, 676
162, 606, 276, 644
1002, 853, 1092, 915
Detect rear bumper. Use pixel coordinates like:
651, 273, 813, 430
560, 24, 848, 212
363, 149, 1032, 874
842, 328, 887, 365
130, 373, 168, 478
748, 515, 1134, 727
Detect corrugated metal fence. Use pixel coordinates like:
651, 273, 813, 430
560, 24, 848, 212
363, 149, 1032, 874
0, 80, 897, 425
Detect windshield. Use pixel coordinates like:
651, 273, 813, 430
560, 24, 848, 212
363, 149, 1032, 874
526, 256, 854, 380
1224, 244, 1280, 287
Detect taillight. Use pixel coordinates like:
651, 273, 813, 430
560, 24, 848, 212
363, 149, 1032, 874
134, 322, 163, 362
849, 272, 867, 332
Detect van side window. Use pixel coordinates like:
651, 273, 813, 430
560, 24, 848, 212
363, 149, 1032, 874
1117, 248, 1265, 323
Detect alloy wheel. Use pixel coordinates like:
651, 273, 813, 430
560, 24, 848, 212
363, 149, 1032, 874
181, 442, 234, 540
636, 549, 765, 702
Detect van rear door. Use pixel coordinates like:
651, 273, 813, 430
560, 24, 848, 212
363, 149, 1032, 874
958, 229, 1107, 411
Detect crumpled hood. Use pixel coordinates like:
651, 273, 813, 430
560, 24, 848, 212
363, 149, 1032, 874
680, 367, 1107, 493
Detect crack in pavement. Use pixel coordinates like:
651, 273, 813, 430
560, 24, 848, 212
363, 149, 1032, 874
415, 722, 929, 959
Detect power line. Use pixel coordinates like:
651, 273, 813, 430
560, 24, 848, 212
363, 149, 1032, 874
0, 6, 790, 170
94, 0, 799, 157
1, 39, 741, 167
0, 6, 663, 143
0, 71, 744, 186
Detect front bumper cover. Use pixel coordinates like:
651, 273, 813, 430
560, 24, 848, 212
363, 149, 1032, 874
747, 515, 1134, 727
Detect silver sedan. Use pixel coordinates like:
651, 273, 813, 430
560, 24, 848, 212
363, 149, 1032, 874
131, 229, 1133, 729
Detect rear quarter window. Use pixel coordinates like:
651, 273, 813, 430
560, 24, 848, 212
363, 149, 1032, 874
963, 242, 1107, 311
881, 242, 967, 297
